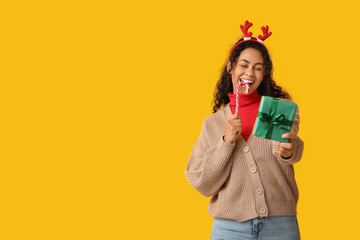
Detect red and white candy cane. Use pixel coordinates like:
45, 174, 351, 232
235, 81, 241, 115
235, 81, 251, 115
240, 81, 250, 94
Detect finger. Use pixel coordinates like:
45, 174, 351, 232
235, 125, 242, 130
276, 147, 293, 157
229, 120, 242, 126
229, 125, 242, 131
281, 132, 295, 142
232, 114, 241, 120
281, 132, 294, 139
231, 119, 242, 123
278, 142, 293, 150
278, 144, 294, 152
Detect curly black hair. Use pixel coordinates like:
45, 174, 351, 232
213, 38, 291, 113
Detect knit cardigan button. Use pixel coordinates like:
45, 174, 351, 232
259, 207, 267, 214
250, 166, 257, 173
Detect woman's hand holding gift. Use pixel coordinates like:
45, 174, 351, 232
276, 132, 296, 158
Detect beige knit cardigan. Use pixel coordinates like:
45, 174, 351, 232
185, 102, 304, 222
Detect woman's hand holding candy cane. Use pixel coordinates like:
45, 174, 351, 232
224, 114, 242, 144
224, 81, 242, 144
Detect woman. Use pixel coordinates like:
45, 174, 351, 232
185, 21, 304, 240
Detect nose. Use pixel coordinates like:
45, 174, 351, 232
245, 67, 254, 76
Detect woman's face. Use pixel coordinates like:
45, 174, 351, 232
229, 48, 265, 95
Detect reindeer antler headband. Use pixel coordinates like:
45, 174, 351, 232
229, 20, 272, 56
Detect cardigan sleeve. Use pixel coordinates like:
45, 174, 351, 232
185, 118, 236, 197
272, 105, 304, 165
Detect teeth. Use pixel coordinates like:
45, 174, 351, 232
240, 79, 253, 83
240, 79, 254, 85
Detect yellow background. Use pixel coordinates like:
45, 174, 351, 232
1, 0, 359, 239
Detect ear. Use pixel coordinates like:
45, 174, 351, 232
226, 60, 232, 74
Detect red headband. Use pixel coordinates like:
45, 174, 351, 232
229, 20, 272, 56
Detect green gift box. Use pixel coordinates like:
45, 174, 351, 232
253, 96, 297, 142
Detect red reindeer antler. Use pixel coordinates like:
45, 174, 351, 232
240, 20, 253, 38
258, 26, 272, 41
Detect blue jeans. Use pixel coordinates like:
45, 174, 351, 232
211, 215, 300, 240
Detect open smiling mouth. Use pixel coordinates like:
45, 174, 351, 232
240, 79, 254, 85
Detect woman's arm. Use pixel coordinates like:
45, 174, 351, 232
185, 118, 236, 197
272, 106, 304, 165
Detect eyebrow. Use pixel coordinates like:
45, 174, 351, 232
239, 59, 264, 66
